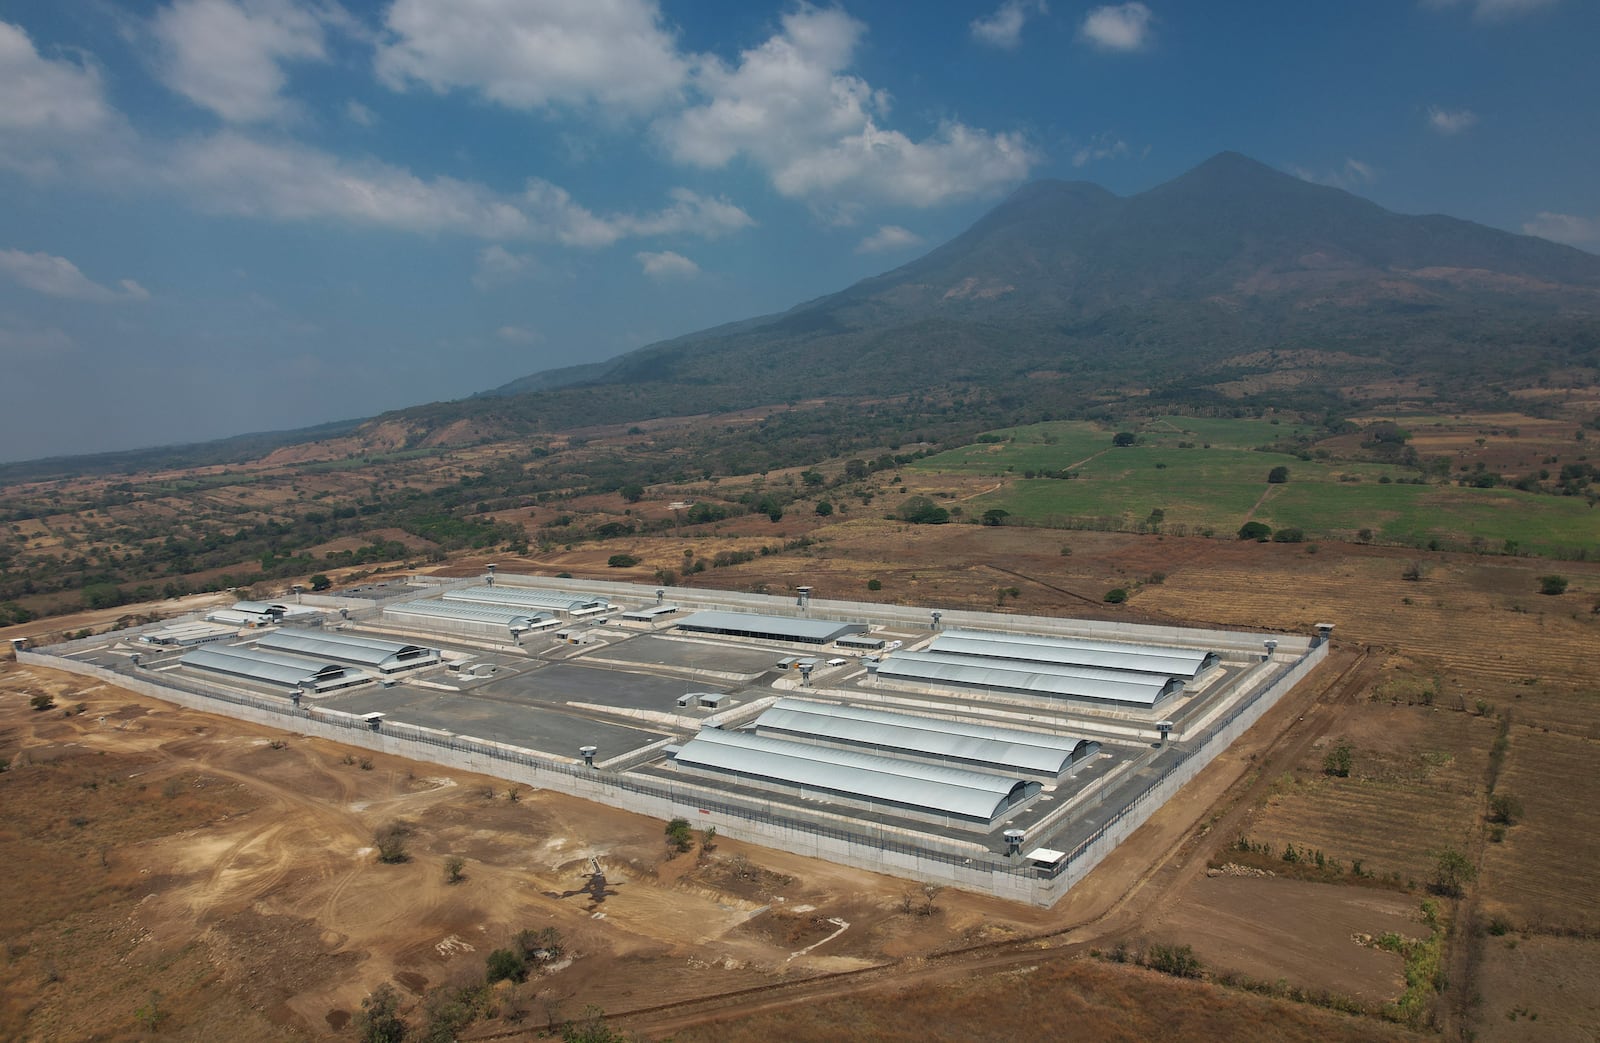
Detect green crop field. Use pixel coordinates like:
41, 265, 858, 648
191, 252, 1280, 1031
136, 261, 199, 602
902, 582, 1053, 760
921, 416, 1598, 557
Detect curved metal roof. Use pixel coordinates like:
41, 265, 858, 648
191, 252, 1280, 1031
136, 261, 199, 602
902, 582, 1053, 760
907, 649, 1181, 692
877, 651, 1177, 706
384, 600, 544, 629
935, 629, 1215, 677
443, 586, 607, 611
673, 727, 1038, 822
758, 698, 1091, 776
182, 645, 349, 687
257, 628, 436, 668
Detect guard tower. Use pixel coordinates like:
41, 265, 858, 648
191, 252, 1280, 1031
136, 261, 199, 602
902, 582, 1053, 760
580, 745, 598, 768
485, 563, 497, 587
1004, 828, 1026, 856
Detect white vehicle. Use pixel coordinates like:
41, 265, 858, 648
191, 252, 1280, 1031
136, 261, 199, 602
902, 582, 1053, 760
826, 657, 847, 667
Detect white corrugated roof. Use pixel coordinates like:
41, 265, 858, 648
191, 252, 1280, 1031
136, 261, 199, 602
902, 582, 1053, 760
877, 651, 1174, 706
909, 648, 1180, 691
385, 600, 545, 628
257, 629, 436, 668
673, 727, 1038, 822
758, 698, 1091, 776
182, 644, 349, 687
443, 586, 607, 611
935, 629, 1214, 677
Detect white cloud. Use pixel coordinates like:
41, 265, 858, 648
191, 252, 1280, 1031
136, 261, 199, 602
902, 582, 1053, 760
1522, 211, 1600, 248
659, 7, 1034, 212
472, 244, 538, 290
0, 21, 111, 134
1427, 106, 1478, 134
971, 0, 1047, 49
1289, 157, 1378, 190
344, 98, 377, 126
856, 225, 924, 254
1072, 135, 1129, 167
152, 0, 335, 122
495, 324, 540, 343
1080, 3, 1153, 51
1421, 0, 1560, 20
376, 0, 687, 113
0, 249, 150, 302
166, 132, 752, 245
634, 250, 699, 279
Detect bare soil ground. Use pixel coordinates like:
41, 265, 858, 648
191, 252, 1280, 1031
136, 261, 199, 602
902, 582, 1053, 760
1469, 934, 1600, 1041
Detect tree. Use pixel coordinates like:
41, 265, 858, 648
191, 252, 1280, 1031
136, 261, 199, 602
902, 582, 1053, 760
1112, 432, 1137, 447
606, 554, 638, 568
354, 984, 408, 1043
814, 500, 834, 517
1538, 574, 1569, 595
619, 483, 645, 504
485, 947, 529, 984
1267, 466, 1290, 484
1238, 521, 1272, 541
308, 573, 332, 591
897, 496, 949, 525
1103, 588, 1128, 604
664, 817, 694, 854
1272, 527, 1305, 543
981, 509, 1010, 526
1322, 739, 1353, 778
1431, 847, 1476, 897
1488, 793, 1523, 825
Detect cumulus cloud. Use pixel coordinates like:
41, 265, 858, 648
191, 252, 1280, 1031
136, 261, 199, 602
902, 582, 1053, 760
0, 249, 150, 302
151, 0, 337, 122
855, 225, 924, 254
659, 7, 1034, 212
971, 0, 1047, 49
1522, 211, 1600, 248
1421, 0, 1560, 20
1427, 106, 1478, 134
1080, 3, 1153, 51
1072, 135, 1129, 167
0, 21, 111, 134
376, 0, 687, 112
635, 250, 699, 279
167, 132, 752, 245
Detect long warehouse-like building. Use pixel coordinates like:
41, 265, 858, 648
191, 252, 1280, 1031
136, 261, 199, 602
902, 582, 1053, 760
932, 630, 1219, 678
442, 586, 610, 617
255, 629, 440, 674
753, 698, 1099, 780
673, 610, 868, 645
383, 598, 562, 639
181, 644, 367, 694
671, 727, 1039, 829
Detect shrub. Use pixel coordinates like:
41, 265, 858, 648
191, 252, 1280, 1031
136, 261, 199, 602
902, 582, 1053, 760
1431, 847, 1476, 897
1144, 943, 1203, 978
606, 554, 639, 568
1112, 432, 1137, 447
445, 856, 466, 884
308, 573, 332, 591
1322, 739, 1353, 778
1267, 466, 1290, 484
664, 817, 694, 853
814, 500, 833, 517
1538, 574, 1569, 595
1488, 793, 1522, 826
1238, 521, 1272, 541
1103, 588, 1128, 604
374, 823, 411, 864
1272, 527, 1305, 543
866, 579, 882, 591
353, 984, 407, 1043
29, 692, 56, 712
485, 947, 528, 984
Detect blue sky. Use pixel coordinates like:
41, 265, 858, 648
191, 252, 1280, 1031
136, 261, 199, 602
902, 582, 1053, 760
1, 0, 1596, 462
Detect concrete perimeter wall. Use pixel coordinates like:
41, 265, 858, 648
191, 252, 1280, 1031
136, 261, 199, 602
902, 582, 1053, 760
18, 636, 1324, 907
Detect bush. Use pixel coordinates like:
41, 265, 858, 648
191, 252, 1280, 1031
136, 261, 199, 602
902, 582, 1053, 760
1238, 521, 1272, 541
29, 692, 56, 712
1322, 740, 1353, 778
664, 817, 694, 853
606, 554, 639, 568
1272, 527, 1305, 543
897, 496, 949, 525
374, 823, 411, 864
1112, 432, 1137, 447
1144, 943, 1203, 978
814, 500, 833, 517
1431, 847, 1476, 897
308, 573, 332, 591
866, 579, 882, 591
1538, 574, 1569, 595
354, 984, 408, 1043
1488, 793, 1523, 826
445, 856, 466, 884
1267, 466, 1290, 484
1103, 588, 1128, 604
485, 947, 528, 984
